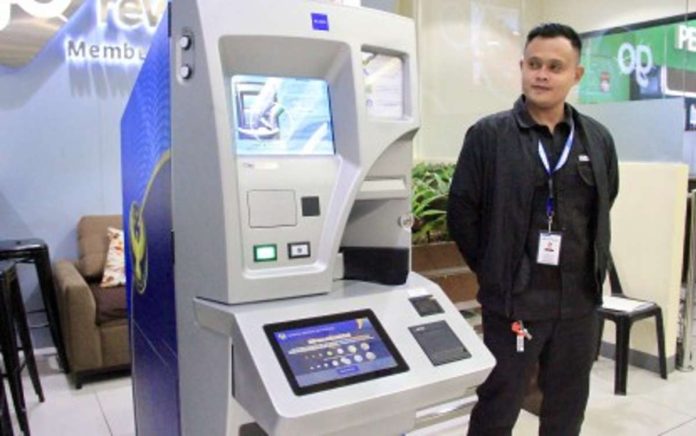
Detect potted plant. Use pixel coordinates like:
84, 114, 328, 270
411, 162, 478, 303
411, 162, 452, 244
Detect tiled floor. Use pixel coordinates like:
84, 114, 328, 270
515, 357, 696, 436
10, 348, 696, 435
12, 352, 134, 436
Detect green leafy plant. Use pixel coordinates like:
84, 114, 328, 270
412, 162, 455, 245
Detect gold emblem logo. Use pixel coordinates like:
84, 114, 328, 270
129, 202, 148, 295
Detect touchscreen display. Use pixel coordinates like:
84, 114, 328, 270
264, 310, 408, 395
230, 75, 335, 156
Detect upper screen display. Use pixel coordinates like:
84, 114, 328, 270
230, 75, 335, 156
362, 52, 404, 119
264, 310, 409, 396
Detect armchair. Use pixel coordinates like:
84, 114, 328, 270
53, 215, 130, 388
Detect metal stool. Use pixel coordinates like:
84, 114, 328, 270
0, 239, 69, 373
0, 261, 45, 435
0, 376, 13, 436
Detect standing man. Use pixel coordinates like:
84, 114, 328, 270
448, 23, 619, 435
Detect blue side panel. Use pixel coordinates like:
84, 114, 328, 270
121, 7, 180, 436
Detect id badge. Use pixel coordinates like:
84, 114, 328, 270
537, 231, 562, 266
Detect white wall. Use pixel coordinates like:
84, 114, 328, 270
541, 0, 695, 34
578, 99, 686, 163
413, 0, 695, 162
362, 0, 398, 11
0, 1, 152, 347
684, 131, 696, 176
608, 163, 688, 359
413, 0, 541, 162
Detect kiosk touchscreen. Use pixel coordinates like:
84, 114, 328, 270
122, 1, 495, 435
231, 75, 335, 156
265, 310, 409, 395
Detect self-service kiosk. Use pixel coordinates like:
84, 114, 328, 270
121, 1, 495, 435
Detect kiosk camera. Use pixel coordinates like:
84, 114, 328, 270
121, 1, 495, 435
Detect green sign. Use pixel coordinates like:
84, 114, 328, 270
580, 18, 696, 103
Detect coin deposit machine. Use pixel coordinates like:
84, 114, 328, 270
121, 1, 494, 435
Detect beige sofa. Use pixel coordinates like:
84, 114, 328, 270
53, 215, 130, 388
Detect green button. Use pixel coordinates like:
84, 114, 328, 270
254, 244, 277, 262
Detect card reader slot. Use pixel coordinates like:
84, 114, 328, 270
409, 295, 444, 317
356, 178, 408, 200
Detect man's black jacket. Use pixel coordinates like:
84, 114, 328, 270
447, 100, 619, 318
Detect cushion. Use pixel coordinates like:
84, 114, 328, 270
100, 227, 126, 287
77, 215, 122, 281
89, 284, 127, 325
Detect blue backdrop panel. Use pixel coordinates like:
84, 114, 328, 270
121, 6, 180, 435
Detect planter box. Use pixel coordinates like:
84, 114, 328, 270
412, 242, 478, 303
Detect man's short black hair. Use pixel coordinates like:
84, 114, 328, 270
526, 23, 582, 56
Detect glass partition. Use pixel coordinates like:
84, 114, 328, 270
404, 0, 693, 164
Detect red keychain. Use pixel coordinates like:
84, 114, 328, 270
511, 321, 532, 353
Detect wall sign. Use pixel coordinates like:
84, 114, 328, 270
0, 0, 85, 68
676, 24, 696, 53
580, 13, 696, 129
97, 0, 164, 31
580, 15, 696, 104
65, 39, 148, 63
616, 42, 653, 88
66, 0, 166, 65
0, 0, 166, 69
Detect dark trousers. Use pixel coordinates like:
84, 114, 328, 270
468, 310, 598, 436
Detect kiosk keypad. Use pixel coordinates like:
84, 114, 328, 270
410, 321, 471, 366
